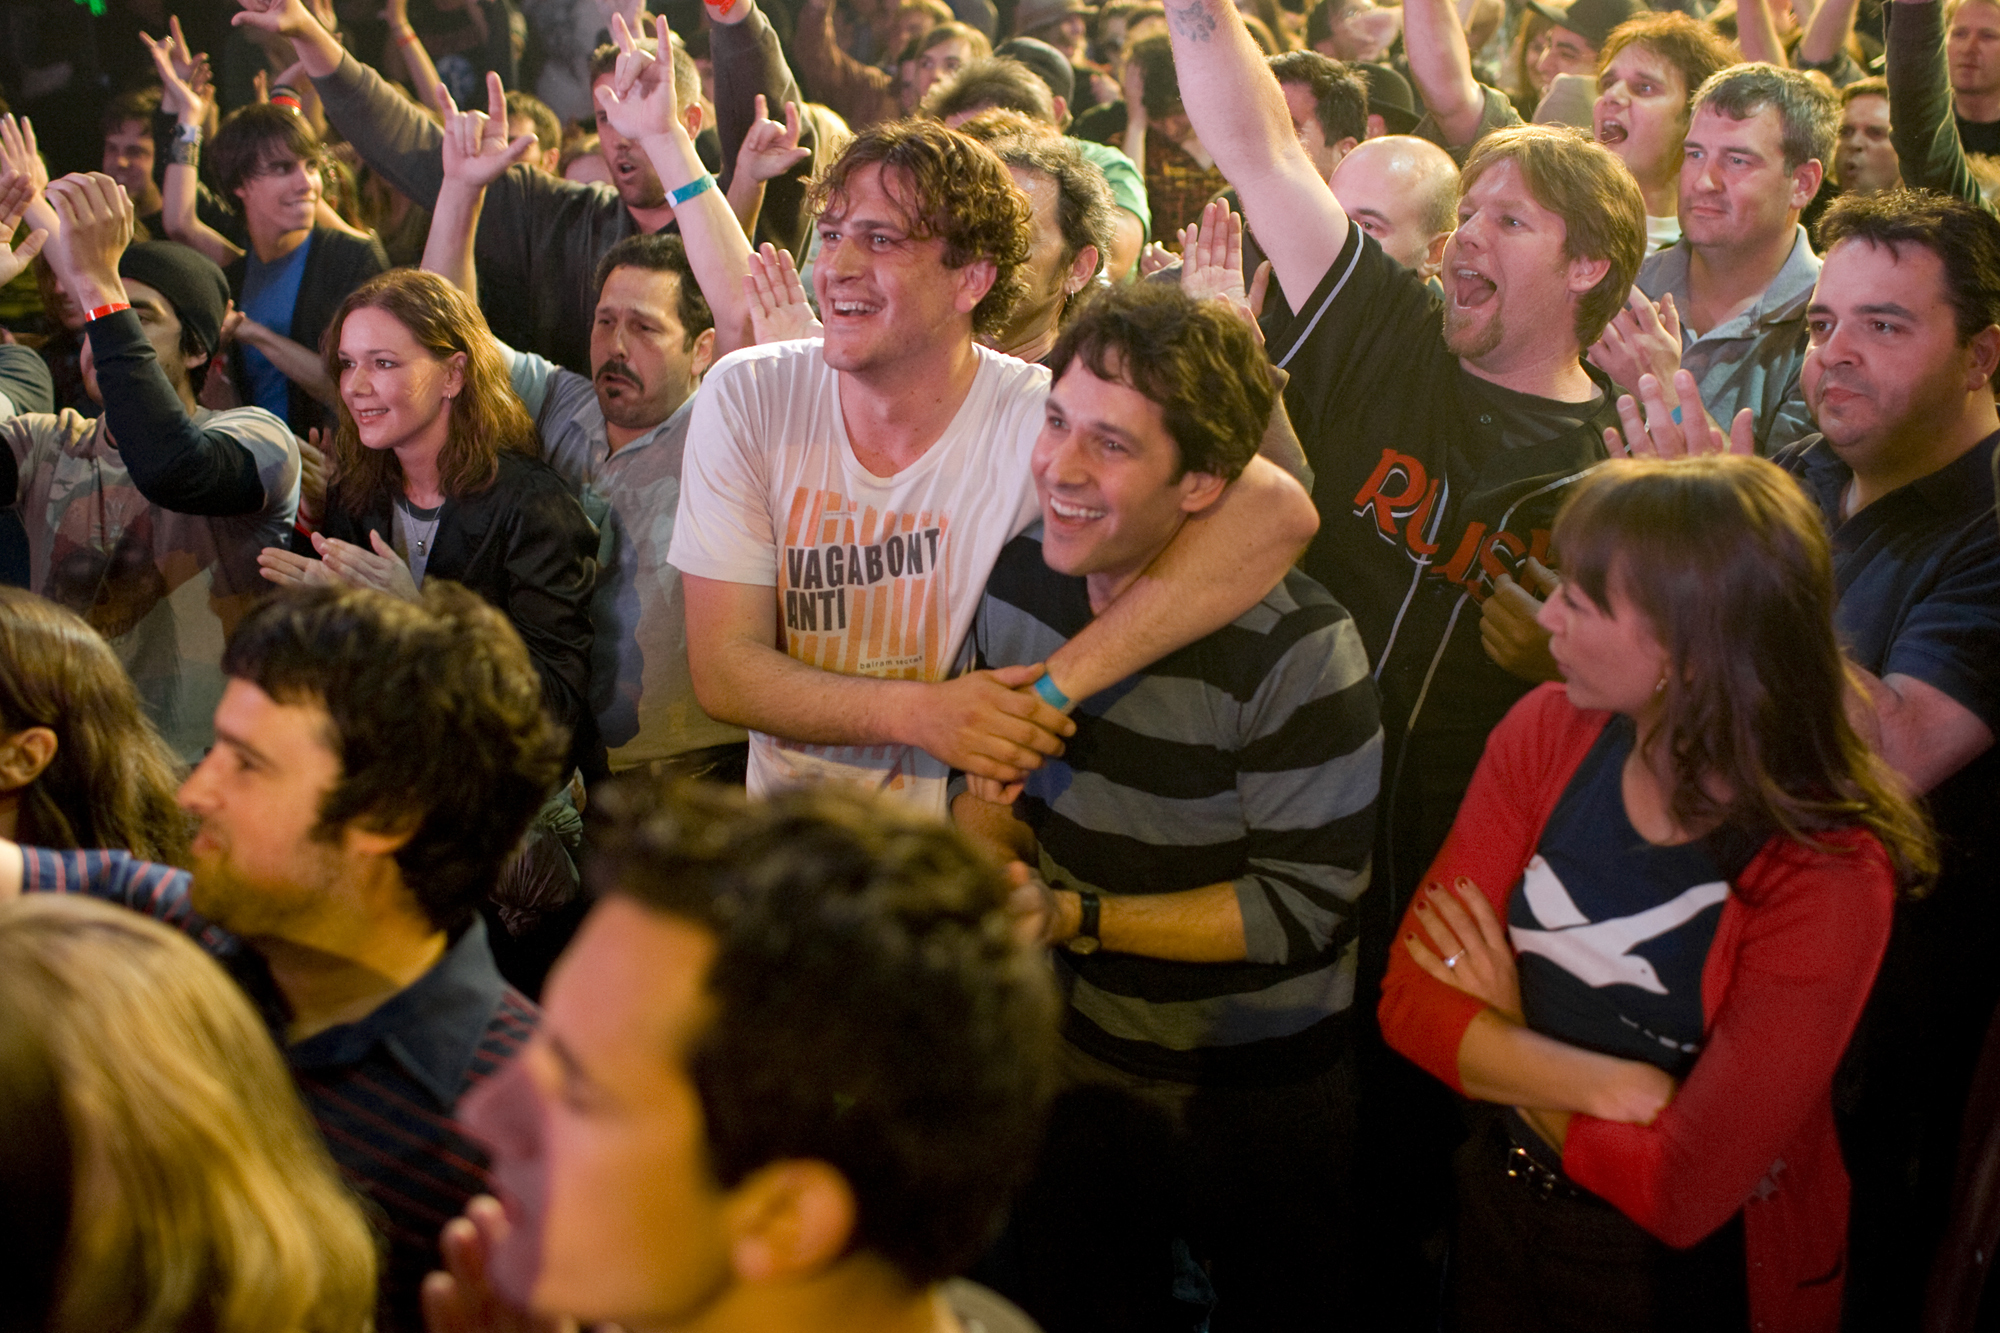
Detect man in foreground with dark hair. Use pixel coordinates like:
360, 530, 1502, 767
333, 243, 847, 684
954, 283, 1380, 1329
426, 779, 1058, 1333
0, 581, 567, 1333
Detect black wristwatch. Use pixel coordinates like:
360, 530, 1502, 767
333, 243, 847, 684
1065, 889, 1101, 955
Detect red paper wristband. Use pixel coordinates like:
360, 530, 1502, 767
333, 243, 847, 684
85, 302, 131, 323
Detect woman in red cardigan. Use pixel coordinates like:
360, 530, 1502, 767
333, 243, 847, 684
1379, 456, 1934, 1333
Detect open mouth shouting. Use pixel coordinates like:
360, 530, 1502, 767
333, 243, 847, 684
1451, 265, 1497, 310
1596, 115, 1629, 147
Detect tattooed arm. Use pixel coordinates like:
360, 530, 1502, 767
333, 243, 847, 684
1163, 0, 1349, 307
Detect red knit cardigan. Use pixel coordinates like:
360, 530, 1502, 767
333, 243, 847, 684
1379, 684, 1896, 1333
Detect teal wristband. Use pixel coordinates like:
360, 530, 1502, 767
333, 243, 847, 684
668, 172, 716, 207
1033, 674, 1070, 711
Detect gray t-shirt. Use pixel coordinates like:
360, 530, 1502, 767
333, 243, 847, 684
506, 344, 745, 768
1, 405, 299, 760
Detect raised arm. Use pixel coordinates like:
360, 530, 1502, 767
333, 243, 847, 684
1887, 0, 1990, 208
1736, 0, 1793, 66
708, 0, 820, 258
599, 15, 756, 355
1402, 0, 1491, 148
1798, 0, 1862, 67
1163, 0, 1348, 309
45, 175, 269, 516
142, 36, 245, 269
380, 0, 451, 117
725, 96, 810, 242
789, 0, 900, 129
236, 0, 456, 210
422, 73, 539, 300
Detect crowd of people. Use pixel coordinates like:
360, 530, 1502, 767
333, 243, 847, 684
0, 0, 1996, 1327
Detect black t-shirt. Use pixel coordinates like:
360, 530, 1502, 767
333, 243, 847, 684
1511, 716, 1728, 1081
1260, 226, 1617, 746
1960, 114, 2000, 157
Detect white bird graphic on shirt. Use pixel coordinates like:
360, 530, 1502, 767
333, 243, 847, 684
1508, 856, 1730, 995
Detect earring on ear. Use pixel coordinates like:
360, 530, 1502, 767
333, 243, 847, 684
1655, 674, 1668, 694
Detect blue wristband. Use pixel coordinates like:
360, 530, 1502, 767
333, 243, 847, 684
668, 172, 716, 207
1033, 674, 1071, 711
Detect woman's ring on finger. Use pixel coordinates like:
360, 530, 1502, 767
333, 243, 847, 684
1445, 949, 1466, 969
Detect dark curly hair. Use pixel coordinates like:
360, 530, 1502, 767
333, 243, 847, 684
222, 583, 566, 931
584, 778, 1060, 1286
808, 119, 1032, 338
1049, 283, 1273, 482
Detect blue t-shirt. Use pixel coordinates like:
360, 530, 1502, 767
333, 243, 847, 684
1508, 716, 1730, 1082
240, 232, 313, 421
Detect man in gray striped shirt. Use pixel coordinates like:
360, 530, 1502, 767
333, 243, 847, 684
954, 285, 1381, 1331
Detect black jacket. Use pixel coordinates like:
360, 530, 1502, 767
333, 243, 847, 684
322, 450, 602, 773
227, 225, 390, 437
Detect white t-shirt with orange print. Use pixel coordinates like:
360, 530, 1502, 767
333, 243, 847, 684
670, 338, 1047, 812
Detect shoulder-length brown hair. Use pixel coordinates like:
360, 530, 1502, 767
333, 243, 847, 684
321, 268, 538, 514
0, 895, 377, 1333
0, 588, 189, 865
1553, 457, 1935, 894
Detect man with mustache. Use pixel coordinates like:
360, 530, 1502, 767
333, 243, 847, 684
421, 38, 750, 778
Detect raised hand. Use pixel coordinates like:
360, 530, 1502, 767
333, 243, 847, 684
735, 94, 810, 184
0, 175, 48, 288
233, 0, 319, 42
1178, 200, 1245, 304
42, 174, 134, 303
440, 72, 537, 187
744, 242, 820, 344
592, 13, 682, 144
141, 26, 215, 127
1603, 369, 1755, 460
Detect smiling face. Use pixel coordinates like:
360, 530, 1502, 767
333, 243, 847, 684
233, 151, 323, 241
1536, 573, 1670, 717
1836, 94, 1900, 195
461, 897, 740, 1325
1593, 43, 1689, 197
335, 306, 465, 460
1443, 157, 1599, 370
1032, 359, 1224, 611
177, 679, 352, 943
1679, 104, 1817, 252
590, 265, 714, 437
1801, 237, 1989, 474
813, 162, 993, 383
1950, 0, 2000, 98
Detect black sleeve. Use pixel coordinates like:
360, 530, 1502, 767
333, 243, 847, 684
85, 311, 265, 516
0, 344, 54, 416
500, 465, 599, 743
713, 1, 817, 257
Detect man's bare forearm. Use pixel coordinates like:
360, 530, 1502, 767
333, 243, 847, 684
1048, 880, 1248, 961
1044, 455, 1316, 699
693, 632, 918, 745
1402, 0, 1487, 146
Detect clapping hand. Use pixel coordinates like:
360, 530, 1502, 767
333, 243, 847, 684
41, 174, 134, 309
440, 72, 538, 187
260, 531, 421, 601
1179, 199, 1271, 325
744, 242, 820, 344
1603, 370, 1755, 459
0, 174, 47, 288
1588, 285, 1683, 397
